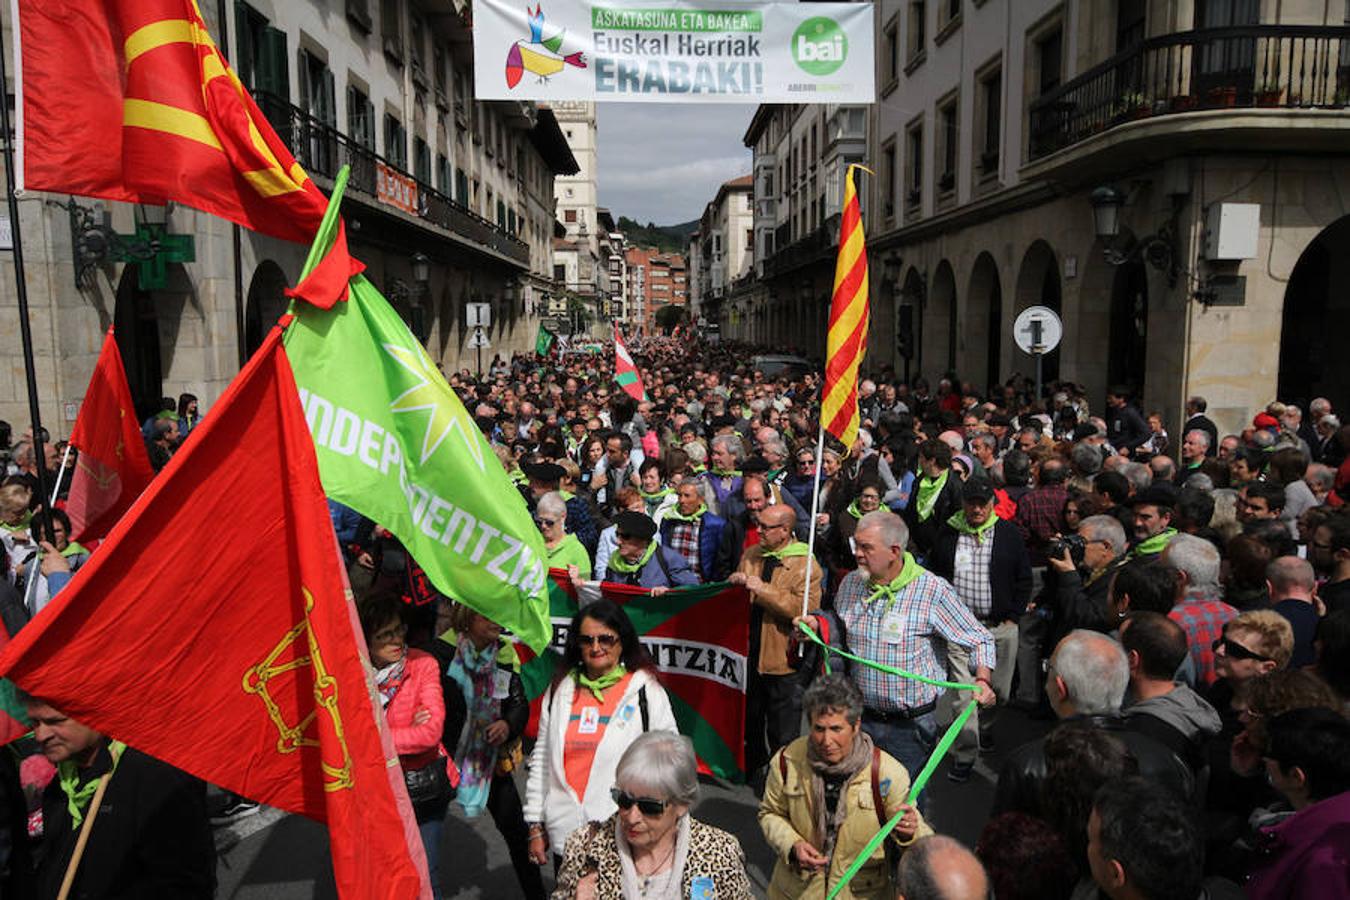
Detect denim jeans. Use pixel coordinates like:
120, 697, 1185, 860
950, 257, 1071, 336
860, 710, 938, 814
418, 817, 444, 900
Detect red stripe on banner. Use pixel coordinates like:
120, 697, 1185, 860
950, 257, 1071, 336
824, 313, 868, 386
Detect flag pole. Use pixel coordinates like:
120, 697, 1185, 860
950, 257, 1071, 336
0, 25, 54, 541
800, 425, 827, 618
49, 444, 70, 506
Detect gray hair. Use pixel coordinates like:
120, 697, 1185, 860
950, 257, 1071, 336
710, 433, 745, 464
1122, 462, 1152, 496
854, 429, 874, 450
1052, 629, 1129, 715
537, 491, 567, 520
1186, 429, 1212, 449
682, 441, 707, 464
803, 673, 863, 726
971, 433, 997, 455
1079, 514, 1127, 557
1322, 414, 1342, 431
762, 438, 788, 460
857, 509, 908, 551
1266, 556, 1316, 594
614, 731, 700, 806
896, 836, 988, 900
1306, 464, 1335, 492
1183, 472, 1214, 492
1252, 429, 1275, 450
1164, 533, 1220, 588
1071, 442, 1103, 475
1210, 489, 1242, 542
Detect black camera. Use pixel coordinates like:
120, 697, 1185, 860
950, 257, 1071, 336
1048, 533, 1087, 566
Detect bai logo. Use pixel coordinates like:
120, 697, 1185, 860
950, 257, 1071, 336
791, 17, 847, 76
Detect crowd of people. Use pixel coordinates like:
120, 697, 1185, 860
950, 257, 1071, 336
1, 334, 1349, 899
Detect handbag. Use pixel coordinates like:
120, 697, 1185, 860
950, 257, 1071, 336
403, 756, 455, 815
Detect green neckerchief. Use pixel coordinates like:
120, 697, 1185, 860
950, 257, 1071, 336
946, 510, 1000, 544
914, 471, 949, 522
710, 468, 741, 478
59, 740, 126, 827
574, 664, 628, 702
662, 503, 707, 523
761, 541, 810, 561
640, 487, 672, 502
690, 463, 707, 475
559, 490, 576, 502
61, 542, 89, 558
1132, 527, 1177, 557
1, 512, 32, 532
846, 499, 865, 520
864, 553, 927, 604
766, 468, 783, 482
607, 540, 657, 574
508, 469, 526, 485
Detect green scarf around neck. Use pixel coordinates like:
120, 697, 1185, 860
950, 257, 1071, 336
1132, 527, 1177, 557
663, 503, 707, 523
575, 664, 628, 702
914, 470, 949, 522
864, 553, 927, 604
559, 489, 576, 502
608, 540, 657, 575
710, 468, 741, 479
59, 740, 126, 827
946, 510, 1000, 544
846, 498, 867, 520
761, 540, 809, 561
640, 487, 672, 502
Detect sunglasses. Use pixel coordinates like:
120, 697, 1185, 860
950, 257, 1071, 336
535, 518, 557, 528
1212, 637, 1272, 663
578, 633, 620, 648
610, 788, 669, 817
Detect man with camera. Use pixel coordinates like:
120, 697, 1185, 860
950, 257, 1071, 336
1046, 515, 1130, 641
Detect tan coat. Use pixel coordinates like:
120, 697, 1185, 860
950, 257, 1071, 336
737, 545, 823, 675
758, 736, 933, 900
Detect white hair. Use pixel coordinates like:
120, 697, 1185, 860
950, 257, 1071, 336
1079, 515, 1127, 556
537, 491, 567, 520
857, 510, 908, 551
1053, 630, 1129, 715
615, 732, 699, 806
1164, 533, 1220, 588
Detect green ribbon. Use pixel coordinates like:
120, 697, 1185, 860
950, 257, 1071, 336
913, 471, 948, 522
574, 664, 627, 702
863, 554, 927, 605
946, 510, 999, 544
1132, 527, 1177, 557
689, 464, 707, 475
559, 490, 576, 502
710, 468, 741, 478
826, 700, 979, 899
662, 503, 707, 523
845, 499, 864, 520
794, 620, 974, 692
761, 541, 810, 561
607, 540, 657, 575
58, 740, 126, 827
61, 541, 90, 558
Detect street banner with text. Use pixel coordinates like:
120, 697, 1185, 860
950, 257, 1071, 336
514, 571, 750, 781
474, 0, 873, 103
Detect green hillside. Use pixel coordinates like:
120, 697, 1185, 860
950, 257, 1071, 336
616, 216, 698, 255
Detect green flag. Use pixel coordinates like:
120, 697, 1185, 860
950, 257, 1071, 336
535, 325, 555, 356
282, 173, 551, 650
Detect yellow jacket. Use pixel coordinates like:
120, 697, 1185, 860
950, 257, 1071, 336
757, 735, 933, 900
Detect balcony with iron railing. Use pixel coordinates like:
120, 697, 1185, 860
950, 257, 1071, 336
253, 92, 530, 267
761, 214, 840, 279
1028, 25, 1350, 162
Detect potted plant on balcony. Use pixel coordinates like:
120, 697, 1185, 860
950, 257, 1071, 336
1170, 94, 1199, 112
1206, 85, 1239, 107
1256, 78, 1283, 107
1114, 91, 1152, 121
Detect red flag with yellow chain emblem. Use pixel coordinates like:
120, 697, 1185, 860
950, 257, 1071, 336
15, 0, 359, 306
65, 327, 156, 542
0, 325, 432, 898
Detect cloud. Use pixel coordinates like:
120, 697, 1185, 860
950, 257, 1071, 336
597, 102, 755, 225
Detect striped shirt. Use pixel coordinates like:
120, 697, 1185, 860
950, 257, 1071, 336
833, 568, 996, 713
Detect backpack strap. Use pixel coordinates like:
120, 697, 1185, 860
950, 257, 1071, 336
639, 685, 649, 732
654, 545, 674, 585
871, 744, 885, 830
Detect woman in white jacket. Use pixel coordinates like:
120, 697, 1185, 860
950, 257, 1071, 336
525, 599, 678, 867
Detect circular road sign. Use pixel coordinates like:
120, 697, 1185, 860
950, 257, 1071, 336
1013, 305, 1063, 355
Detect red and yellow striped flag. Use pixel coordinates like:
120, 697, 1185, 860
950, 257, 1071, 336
821, 164, 870, 450
16, 0, 361, 307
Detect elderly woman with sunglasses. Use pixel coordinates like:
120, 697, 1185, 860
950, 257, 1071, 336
525, 600, 678, 870
553, 732, 752, 899
538, 491, 593, 578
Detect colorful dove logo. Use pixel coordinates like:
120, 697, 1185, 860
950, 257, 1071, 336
505, 4, 587, 88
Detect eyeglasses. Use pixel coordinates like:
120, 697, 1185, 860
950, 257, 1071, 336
1212, 637, 1272, 663
535, 518, 557, 528
373, 624, 408, 645
610, 788, 669, 817
578, 633, 620, 648
798, 458, 816, 467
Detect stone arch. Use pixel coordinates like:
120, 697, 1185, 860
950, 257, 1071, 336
897, 266, 926, 383
114, 262, 202, 420
1278, 214, 1350, 414
1013, 239, 1062, 384
965, 252, 1003, 393
244, 260, 289, 358
924, 259, 957, 381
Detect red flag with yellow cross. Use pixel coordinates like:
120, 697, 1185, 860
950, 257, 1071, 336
15, 0, 359, 306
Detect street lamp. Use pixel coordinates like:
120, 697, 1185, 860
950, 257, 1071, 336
1090, 184, 1178, 287
410, 252, 430, 285
1089, 185, 1126, 240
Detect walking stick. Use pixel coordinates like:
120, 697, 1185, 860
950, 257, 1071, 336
56, 771, 113, 900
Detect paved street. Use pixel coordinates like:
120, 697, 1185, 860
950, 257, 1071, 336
213, 708, 1051, 898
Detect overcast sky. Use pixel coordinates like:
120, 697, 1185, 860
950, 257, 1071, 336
596, 103, 756, 226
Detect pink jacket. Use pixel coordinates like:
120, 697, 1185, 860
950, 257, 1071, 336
384, 649, 453, 777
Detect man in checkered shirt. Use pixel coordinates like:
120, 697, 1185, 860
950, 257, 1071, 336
657, 481, 728, 581
802, 510, 995, 811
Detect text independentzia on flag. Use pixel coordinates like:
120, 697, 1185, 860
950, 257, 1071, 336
821, 164, 870, 451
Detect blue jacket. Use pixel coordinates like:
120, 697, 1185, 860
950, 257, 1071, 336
599, 544, 699, 589
659, 510, 728, 582
565, 495, 600, 559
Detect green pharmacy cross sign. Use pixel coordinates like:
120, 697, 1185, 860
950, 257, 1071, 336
111, 223, 196, 291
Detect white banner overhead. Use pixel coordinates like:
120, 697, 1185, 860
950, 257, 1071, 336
472, 0, 874, 103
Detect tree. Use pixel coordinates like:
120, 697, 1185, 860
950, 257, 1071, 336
654, 304, 685, 333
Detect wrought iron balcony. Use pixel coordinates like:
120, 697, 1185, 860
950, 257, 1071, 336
252, 92, 530, 267
761, 214, 840, 279
1028, 25, 1350, 161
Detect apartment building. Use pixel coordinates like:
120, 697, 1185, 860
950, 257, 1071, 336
860, 0, 1350, 433
625, 247, 687, 336
689, 175, 754, 325
0, 0, 577, 427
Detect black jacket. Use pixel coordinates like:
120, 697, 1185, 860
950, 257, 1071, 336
1046, 556, 1126, 647
991, 715, 1196, 819
37, 745, 215, 900
903, 474, 964, 559
928, 519, 1032, 624
1108, 404, 1151, 454
431, 636, 529, 759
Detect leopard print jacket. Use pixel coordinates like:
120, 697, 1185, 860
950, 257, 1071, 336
552, 813, 753, 899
